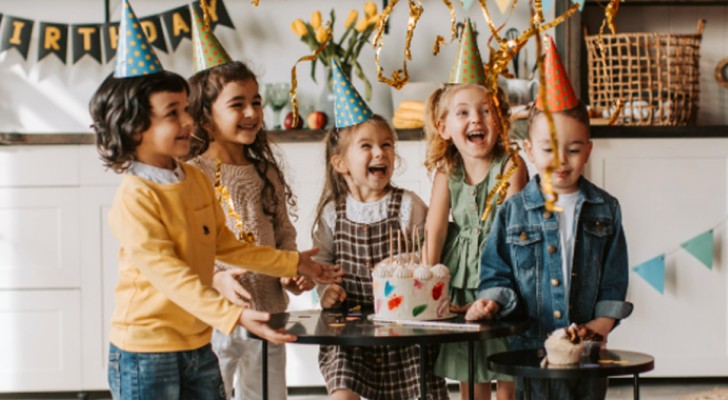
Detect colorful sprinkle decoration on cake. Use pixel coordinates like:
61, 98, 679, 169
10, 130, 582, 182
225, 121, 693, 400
412, 304, 428, 317
384, 281, 395, 297
388, 295, 403, 310
432, 281, 444, 301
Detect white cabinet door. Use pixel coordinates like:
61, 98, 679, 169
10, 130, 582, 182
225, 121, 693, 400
0, 290, 82, 391
79, 186, 119, 390
0, 188, 80, 289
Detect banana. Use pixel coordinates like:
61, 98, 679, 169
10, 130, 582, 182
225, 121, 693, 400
394, 107, 424, 121
393, 115, 424, 129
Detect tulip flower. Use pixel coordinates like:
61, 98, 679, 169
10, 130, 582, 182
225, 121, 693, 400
315, 26, 328, 44
364, 2, 377, 18
344, 10, 358, 29
291, 19, 307, 38
311, 11, 322, 30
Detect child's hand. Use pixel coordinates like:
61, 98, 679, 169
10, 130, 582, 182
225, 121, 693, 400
321, 284, 347, 309
583, 317, 616, 342
465, 299, 500, 321
280, 276, 315, 295
213, 268, 252, 307
450, 302, 473, 314
238, 309, 296, 345
296, 248, 344, 284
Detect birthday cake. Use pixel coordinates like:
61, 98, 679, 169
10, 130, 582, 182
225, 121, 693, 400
372, 255, 452, 321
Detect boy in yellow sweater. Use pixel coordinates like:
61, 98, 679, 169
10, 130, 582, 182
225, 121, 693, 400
89, 2, 341, 399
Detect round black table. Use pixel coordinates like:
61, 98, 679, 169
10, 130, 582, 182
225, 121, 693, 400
488, 348, 654, 400
251, 309, 530, 400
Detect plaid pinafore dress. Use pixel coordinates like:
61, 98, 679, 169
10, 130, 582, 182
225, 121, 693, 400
318, 188, 449, 400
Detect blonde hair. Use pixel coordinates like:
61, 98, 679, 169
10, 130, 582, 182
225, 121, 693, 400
313, 115, 396, 232
424, 83, 510, 175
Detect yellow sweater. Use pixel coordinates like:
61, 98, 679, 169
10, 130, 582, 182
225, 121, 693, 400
108, 163, 299, 352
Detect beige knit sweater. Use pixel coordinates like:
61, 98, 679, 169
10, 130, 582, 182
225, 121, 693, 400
189, 156, 298, 314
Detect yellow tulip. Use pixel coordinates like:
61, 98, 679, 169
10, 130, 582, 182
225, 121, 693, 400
311, 11, 322, 30
355, 16, 369, 32
291, 19, 307, 38
344, 10, 358, 29
364, 2, 377, 18
316, 26, 328, 43
366, 15, 379, 28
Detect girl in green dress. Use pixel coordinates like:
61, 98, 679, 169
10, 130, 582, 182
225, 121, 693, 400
424, 83, 528, 400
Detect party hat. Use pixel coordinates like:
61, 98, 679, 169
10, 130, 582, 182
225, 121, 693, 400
331, 60, 373, 128
114, 0, 162, 78
190, 5, 232, 72
449, 19, 486, 85
534, 35, 579, 111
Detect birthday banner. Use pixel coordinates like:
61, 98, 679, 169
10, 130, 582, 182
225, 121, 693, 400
632, 224, 721, 294
0, 0, 233, 65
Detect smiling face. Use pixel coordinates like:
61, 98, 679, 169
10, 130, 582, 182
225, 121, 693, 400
524, 112, 592, 194
438, 85, 499, 163
332, 120, 396, 202
133, 90, 193, 170
208, 79, 263, 157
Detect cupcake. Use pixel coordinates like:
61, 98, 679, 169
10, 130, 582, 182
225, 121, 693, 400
544, 324, 584, 365
577, 326, 605, 359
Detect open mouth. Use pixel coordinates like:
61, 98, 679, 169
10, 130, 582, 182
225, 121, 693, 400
238, 121, 258, 130
466, 130, 486, 143
368, 165, 388, 177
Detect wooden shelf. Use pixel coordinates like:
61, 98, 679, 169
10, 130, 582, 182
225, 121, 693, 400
0, 129, 426, 146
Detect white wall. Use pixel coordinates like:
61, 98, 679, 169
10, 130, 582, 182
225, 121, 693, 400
0, 0, 548, 133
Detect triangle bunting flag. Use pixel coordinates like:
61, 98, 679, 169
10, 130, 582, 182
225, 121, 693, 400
633, 255, 665, 294
681, 230, 714, 270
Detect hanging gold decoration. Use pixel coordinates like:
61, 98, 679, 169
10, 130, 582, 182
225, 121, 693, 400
432, 0, 456, 56
289, 22, 333, 128
214, 157, 256, 244
373, 0, 423, 89
199, 0, 212, 30
479, 0, 578, 219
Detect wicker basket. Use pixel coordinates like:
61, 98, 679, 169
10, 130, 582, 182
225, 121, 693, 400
585, 20, 705, 126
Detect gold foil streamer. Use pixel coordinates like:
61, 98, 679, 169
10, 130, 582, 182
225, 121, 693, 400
480, 0, 578, 219
251, 0, 260, 6
214, 158, 256, 243
373, 0, 423, 89
600, 0, 620, 35
199, 0, 211, 30
289, 22, 333, 127
608, 99, 624, 125
432, 0, 455, 56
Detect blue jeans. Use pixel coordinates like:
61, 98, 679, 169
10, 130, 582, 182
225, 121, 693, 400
108, 343, 225, 400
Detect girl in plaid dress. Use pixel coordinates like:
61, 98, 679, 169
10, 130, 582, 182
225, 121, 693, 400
311, 114, 449, 400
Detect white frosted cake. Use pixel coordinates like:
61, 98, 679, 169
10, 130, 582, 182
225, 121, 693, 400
372, 256, 452, 321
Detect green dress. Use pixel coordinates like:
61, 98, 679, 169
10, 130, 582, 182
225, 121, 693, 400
434, 153, 512, 383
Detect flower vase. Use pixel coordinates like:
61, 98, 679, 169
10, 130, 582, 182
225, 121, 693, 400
316, 73, 335, 129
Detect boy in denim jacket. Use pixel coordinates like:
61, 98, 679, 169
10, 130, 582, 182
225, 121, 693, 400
466, 37, 633, 399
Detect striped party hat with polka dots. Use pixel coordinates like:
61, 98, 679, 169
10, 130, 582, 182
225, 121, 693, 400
449, 19, 486, 85
332, 60, 373, 128
190, 4, 232, 72
114, 0, 162, 78
534, 35, 579, 111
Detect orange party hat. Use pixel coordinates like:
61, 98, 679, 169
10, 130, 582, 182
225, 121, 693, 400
449, 19, 486, 85
534, 36, 579, 111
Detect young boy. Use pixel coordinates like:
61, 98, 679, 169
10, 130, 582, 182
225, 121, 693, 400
466, 37, 633, 400
93, 2, 341, 399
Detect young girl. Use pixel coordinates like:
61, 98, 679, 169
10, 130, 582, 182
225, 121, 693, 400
93, 4, 340, 398
187, 60, 314, 400
312, 61, 447, 400
423, 82, 528, 400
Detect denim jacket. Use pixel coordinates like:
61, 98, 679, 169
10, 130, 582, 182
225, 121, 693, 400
478, 176, 633, 350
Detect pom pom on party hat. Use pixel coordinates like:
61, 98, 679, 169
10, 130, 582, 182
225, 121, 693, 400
114, 0, 162, 78
332, 60, 373, 128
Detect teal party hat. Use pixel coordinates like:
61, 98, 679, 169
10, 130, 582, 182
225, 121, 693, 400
331, 60, 373, 128
114, 0, 163, 78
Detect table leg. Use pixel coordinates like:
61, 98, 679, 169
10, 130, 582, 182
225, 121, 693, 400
262, 340, 268, 400
633, 373, 640, 400
419, 344, 428, 400
524, 377, 531, 400
468, 340, 474, 400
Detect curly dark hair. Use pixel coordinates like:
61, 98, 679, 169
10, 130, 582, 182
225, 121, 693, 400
89, 71, 189, 173
186, 61, 297, 219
